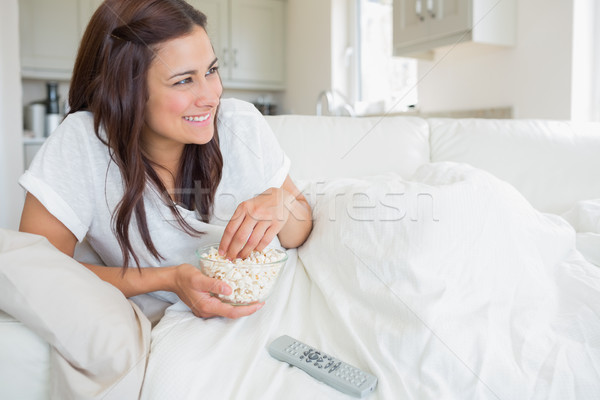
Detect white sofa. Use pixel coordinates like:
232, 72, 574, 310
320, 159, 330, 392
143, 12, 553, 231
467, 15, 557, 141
1, 113, 600, 399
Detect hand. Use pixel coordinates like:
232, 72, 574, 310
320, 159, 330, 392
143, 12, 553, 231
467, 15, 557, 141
173, 263, 263, 318
219, 187, 294, 260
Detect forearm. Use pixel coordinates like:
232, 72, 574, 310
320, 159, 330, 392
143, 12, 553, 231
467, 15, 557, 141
82, 262, 258, 318
82, 263, 177, 298
278, 195, 313, 249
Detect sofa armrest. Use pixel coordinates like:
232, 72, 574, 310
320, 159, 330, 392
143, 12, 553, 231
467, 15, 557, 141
0, 309, 50, 400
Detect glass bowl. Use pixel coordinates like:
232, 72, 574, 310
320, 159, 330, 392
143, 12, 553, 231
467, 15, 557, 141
196, 244, 288, 306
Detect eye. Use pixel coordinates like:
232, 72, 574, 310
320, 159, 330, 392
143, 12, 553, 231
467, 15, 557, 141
206, 66, 220, 76
174, 77, 193, 86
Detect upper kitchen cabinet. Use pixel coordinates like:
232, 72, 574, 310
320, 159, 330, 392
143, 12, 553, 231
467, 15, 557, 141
393, 0, 516, 57
19, 0, 285, 90
19, 0, 102, 79
190, 0, 285, 90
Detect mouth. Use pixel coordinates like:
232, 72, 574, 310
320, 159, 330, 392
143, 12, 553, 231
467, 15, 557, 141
183, 113, 211, 123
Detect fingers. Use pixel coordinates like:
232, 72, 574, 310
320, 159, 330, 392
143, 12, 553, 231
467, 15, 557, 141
198, 301, 264, 319
219, 189, 289, 260
185, 270, 264, 319
221, 214, 258, 260
237, 220, 270, 259
218, 206, 246, 257
190, 268, 232, 296
190, 294, 264, 319
255, 225, 278, 253
226, 302, 264, 318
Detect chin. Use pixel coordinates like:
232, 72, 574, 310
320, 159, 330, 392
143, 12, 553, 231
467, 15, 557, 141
191, 131, 215, 145
180, 124, 213, 144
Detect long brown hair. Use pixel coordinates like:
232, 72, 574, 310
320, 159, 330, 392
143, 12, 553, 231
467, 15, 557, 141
68, 0, 223, 270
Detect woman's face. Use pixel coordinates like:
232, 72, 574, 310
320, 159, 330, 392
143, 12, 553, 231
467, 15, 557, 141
143, 26, 222, 155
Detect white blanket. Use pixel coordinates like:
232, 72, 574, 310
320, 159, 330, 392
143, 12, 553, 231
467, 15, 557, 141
562, 198, 600, 267
142, 162, 600, 400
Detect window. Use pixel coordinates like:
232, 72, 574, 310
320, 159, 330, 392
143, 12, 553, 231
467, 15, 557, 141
572, 0, 600, 121
354, 0, 418, 115
325, 0, 418, 116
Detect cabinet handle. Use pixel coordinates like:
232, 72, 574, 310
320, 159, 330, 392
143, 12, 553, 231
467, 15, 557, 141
426, 0, 436, 18
416, 0, 425, 21
233, 48, 238, 68
222, 48, 228, 68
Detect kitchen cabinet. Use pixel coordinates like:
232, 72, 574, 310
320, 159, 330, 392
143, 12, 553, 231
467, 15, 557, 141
18, 0, 102, 79
19, 0, 285, 89
189, 0, 285, 90
393, 0, 516, 57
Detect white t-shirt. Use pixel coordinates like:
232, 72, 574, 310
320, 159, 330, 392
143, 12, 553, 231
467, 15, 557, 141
19, 98, 290, 303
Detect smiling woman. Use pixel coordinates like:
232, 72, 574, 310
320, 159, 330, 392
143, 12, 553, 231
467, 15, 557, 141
144, 27, 222, 154
17, 0, 312, 326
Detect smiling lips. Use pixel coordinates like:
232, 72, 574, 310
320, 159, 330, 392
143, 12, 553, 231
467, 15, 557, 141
183, 113, 211, 123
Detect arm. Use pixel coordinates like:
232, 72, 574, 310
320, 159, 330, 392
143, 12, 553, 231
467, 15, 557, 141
275, 175, 313, 249
19, 193, 260, 318
219, 175, 313, 260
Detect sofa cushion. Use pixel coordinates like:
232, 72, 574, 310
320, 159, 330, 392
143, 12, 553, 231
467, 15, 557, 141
266, 115, 430, 181
429, 118, 600, 213
0, 229, 151, 399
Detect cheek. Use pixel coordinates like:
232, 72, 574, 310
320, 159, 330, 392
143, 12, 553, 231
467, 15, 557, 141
144, 96, 186, 136
211, 78, 224, 98
146, 92, 192, 123
163, 92, 193, 115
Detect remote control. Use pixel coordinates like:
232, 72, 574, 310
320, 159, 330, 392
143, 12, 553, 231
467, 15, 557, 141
268, 335, 377, 398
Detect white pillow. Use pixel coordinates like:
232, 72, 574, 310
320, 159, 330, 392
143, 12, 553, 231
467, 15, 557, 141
266, 114, 430, 181
0, 229, 151, 399
429, 118, 600, 214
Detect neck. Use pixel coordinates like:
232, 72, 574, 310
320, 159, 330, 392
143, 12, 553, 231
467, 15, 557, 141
142, 145, 185, 203
141, 138, 184, 173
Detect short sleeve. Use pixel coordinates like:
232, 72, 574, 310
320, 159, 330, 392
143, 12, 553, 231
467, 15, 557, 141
218, 98, 290, 190
213, 99, 291, 223
18, 113, 100, 242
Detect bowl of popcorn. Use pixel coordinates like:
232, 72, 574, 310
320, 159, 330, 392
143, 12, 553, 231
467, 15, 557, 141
196, 244, 288, 305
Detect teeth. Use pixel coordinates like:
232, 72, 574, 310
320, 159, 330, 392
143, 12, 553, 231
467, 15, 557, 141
184, 114, 210, 122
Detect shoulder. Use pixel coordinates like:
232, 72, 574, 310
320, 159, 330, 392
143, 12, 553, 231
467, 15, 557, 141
32, 111, 111, 174
44, 111, 96, 145
216, 98, 268, 149
43, 111, 108, 152
216, 98, 268, 137
59, 111, 95, 133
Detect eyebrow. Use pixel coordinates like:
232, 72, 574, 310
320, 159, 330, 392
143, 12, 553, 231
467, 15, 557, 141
168, 57, 219, 80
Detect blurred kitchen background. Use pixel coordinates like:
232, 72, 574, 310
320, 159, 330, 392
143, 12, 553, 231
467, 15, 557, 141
1, 0, 600, 229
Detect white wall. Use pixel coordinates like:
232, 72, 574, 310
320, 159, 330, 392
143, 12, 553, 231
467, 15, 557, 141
416, 0, 574, 119
283, 0, 332, 115
284, 0, 580, 119
0, 0, 25, 230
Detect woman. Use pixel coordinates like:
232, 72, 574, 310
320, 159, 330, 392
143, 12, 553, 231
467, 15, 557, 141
19, 0, 312, 319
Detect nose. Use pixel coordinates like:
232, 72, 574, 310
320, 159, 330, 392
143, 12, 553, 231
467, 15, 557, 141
193, 77, 222, 108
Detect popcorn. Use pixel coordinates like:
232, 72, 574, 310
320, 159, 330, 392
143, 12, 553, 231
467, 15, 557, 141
198, 247, 286, 305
